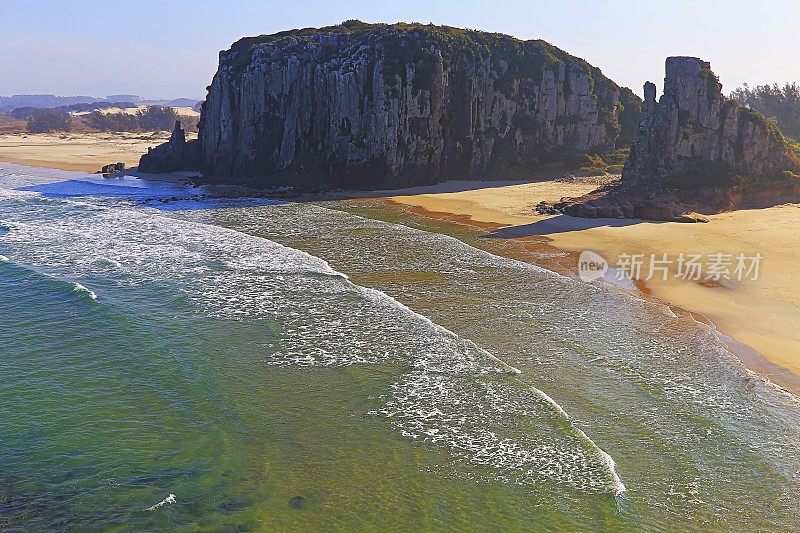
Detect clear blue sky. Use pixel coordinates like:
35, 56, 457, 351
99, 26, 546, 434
1, 0, 796, 99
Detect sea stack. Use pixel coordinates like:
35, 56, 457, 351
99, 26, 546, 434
139, 21, 640, 188
139, 120, 200, 173
623, 56, 798, 186
546, 57, 800, 220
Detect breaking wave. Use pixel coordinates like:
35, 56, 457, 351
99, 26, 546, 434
0, 190, 626, 495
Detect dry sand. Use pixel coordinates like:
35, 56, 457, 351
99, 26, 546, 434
1, 137, 795, 380
0, 132, 183, 172
388, 179, 598, 226
70, 105, 200, 118
384, 179, 800, 378
548, 206, 800, 375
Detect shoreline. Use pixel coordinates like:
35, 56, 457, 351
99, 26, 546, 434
2, 154, 798, 394
351, 183, 800, 395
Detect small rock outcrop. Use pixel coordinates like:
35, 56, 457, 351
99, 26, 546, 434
138, 120, 200, 173
97, 162, 125, 177
623, 56, 799, 186
139, 21, 640, 187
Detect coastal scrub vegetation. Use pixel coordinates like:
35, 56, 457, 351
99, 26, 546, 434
664, 159, 800, 190
731, 82, 800, 141
493, 146, 629, 178
85, 106, 198, 133
26, 109, 72, 133
575, 148, 629, 176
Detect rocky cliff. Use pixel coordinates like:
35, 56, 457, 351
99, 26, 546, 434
142, 21, 640, 188
542, 57, 800, 221
623, 57, 800, 187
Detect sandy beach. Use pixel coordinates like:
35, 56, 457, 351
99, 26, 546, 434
380, 179, 800, 380
0, 132, 181, 172
1, 132, 797, 381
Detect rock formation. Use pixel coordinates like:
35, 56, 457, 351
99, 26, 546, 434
140, 21, 640, 188
545, 57, 800, 221
97, 162, 125, 177
623, 56, 799, 186
139, 120, 200, 173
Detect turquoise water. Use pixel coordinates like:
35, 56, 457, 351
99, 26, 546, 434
1, 164, 799, 531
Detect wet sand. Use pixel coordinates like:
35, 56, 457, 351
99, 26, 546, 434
1, 139, 796, 381
378, 179, 800, 379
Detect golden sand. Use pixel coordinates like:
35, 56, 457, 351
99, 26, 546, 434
385, 180, 800, 376
1, 135, 795, 378
0, 132, 182, 172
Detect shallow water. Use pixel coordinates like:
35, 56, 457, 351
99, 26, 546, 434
1, 164, 799, 531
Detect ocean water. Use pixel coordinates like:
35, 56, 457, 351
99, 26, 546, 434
1, 164, 799, 531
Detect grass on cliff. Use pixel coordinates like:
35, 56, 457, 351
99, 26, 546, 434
573, 148, 629, 176
227, 21, 633, 102
664, 159, 800, 190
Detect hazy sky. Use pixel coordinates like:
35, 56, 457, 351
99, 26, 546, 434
1, 0, 796, 99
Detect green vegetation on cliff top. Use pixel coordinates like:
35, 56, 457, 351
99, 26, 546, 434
731, 82, 800, 141
227, 20, 635, 101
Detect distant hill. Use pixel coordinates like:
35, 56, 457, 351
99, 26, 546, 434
0, 94, 200, 112
158, 98, 199, 107
106, 94, 142, 104
0, 94, 101, 112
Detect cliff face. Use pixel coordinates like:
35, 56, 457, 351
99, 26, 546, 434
623, 57, 799, 186
542, 57, 800, 222
157, 21, 638, 187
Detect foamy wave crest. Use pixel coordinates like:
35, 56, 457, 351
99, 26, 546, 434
0, 193, 625, 494
0, 254, 8, 262
92, 257, 122, 269
378, 369, 626, 495
528, 384, 626, 495
72, 282, 97, 300
145, 493, 176, 511
340, 289, 624, 494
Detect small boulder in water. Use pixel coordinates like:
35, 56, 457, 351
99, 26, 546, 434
288, 495, 305, 509
98, 162, 125, 177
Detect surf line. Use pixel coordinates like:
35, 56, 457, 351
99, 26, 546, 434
155, 206, 627, 496
356, 285, 626, 496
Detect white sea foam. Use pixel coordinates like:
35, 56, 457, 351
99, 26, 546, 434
358, 286, 521, 375
92, 257, 122, 269
13, 187, 800, 499
72, 282, 97, 300
0, 254, 8, 262
0, 197, 628, 494
145, 493, 176, 511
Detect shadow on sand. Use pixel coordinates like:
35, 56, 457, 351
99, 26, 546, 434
486, 214, 661, 238
333, 177, 608, 200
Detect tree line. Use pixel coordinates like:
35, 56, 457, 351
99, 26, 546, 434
731, 82, 800, 141
18, 106, 198, 134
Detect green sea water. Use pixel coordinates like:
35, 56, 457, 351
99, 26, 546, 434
1, 164, 799, 531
